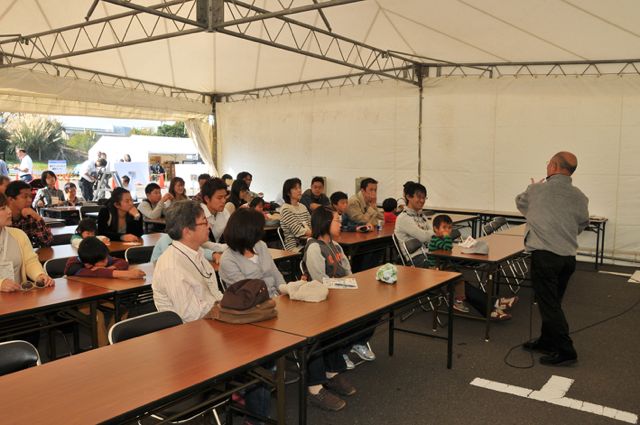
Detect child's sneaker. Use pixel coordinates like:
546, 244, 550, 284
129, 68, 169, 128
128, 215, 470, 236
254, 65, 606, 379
453, 298, 470, 313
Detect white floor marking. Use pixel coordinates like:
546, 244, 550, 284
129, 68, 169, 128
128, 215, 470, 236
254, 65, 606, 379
470, 375, 638, 424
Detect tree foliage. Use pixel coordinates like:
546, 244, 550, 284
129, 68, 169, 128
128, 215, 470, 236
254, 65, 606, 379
67, 130, 98, 152
4, 114, 65, 161
156, 121, 187, 138
130, 127, 155, 136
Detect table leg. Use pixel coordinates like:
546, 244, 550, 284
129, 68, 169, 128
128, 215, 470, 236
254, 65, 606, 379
90, 301, 98, 348
298, 347, 307, 425
388, 310, 395, 356
600, 222, 606, 267
447, 280, 455, 369
275, 356, 285, 425
114, 293, 121, 322
594, 223, 601, 270
484, 271, 495, 342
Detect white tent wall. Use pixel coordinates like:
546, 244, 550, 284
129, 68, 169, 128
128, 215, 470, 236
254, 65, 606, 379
421, 75, 640, 262
217, 80, 420, 201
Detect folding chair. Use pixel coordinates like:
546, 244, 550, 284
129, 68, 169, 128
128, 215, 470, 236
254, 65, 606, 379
44, 257, 72, 279
276, 227, 286, 250
0, 340, 40, 376
109, 312, 227, 424
125, 246, 154, 264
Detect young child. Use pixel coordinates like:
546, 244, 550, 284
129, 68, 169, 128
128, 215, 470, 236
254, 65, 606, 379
65, 236, 145, 279
329, 191, 369, 232
382, 198, 398, 224
427, 214, 517, 320
64, 182, 83, 206
249, 197, 280, 223
71, 218, 110, 248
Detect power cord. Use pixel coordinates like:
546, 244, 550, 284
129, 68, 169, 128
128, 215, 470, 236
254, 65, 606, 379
504, 292, 640, 369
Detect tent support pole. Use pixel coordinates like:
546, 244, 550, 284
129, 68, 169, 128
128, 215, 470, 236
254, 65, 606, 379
417, 66, 424, 183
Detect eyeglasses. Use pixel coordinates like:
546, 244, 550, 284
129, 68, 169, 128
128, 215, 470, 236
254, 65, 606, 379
20, 281, 46, 291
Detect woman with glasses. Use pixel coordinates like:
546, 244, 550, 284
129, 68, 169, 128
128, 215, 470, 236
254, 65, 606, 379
0, 192, 54, 293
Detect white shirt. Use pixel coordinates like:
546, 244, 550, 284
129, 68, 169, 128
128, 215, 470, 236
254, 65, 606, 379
152, 240, 223, 323
80, 160, 96, 181
201, 203, 229, 243
19, 155, 33, 177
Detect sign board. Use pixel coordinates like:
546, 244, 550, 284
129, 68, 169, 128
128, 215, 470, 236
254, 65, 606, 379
47, 160, 67, 174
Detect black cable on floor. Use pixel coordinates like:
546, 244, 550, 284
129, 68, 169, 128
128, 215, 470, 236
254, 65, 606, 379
503, 293, 640, 369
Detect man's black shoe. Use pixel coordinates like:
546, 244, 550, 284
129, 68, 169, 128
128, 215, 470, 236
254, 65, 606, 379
522, 339, 555, 355
540, 352, 578, 366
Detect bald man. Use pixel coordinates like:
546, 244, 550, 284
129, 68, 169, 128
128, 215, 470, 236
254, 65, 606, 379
516, 151, 589, 366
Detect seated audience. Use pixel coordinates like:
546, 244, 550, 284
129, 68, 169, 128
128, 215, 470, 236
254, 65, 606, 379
237, 171, 263, 200
166, 176, 189, 209
200, 178, 229, 260
6, 180, 53, 247
219, 208, 283, 297
303, 206, 376, 367
221, 173, 233, 190
249, 197, 280, 224
382, 198, 398, 224
71, 218, 110, 248
279, 177, 311, 251
225, 179, 249, 215
32, 170, 65, 208
0, 192, 55, 292
121, 175, 137, 201
427, 214, 516, 320
138, 183, 173, 227
64, 182, 83, 206
0, 175, 10, 194
330, 191, 369, 232
65, 236, 145, 279
97, 187, 143, 242
300, 176, 330, 212
345, 177, 383, 227
191, 173, 211, 204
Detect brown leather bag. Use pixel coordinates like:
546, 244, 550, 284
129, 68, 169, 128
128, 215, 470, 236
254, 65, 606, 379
220, 279, 270, 311
212, 299, 277, 324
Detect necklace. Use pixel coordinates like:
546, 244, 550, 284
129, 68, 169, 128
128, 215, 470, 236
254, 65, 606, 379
171, 244, 213, 279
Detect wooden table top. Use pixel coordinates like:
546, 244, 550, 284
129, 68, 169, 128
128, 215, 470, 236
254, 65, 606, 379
0, 278, 113, 318
252, 266, 460, 338
68, 263, 155, 292
429, 232, 525, 264
334, 222, 395, 245
37, 233, 163, 263
0, 319, 304, 425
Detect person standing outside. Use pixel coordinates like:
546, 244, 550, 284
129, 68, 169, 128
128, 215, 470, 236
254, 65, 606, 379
79, 157, 100, 202
516, 151, 589, 366
13, 148, 33, 182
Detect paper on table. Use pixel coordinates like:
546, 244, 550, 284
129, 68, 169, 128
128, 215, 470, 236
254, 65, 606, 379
459, 236, 477, 248
322, 277, 358, 289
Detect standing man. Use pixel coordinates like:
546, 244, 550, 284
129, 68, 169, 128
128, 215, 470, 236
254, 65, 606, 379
79, 157, 99, 201
516, 151, 589, 366
13, 148, 33, 182
300, 176, 330, 213
0, 157, 9, 177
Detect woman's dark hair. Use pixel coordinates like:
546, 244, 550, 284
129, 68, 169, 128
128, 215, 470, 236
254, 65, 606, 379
311, 206, 334, 239
41, 170, 57, 184
75, 218, 97, 235
282, 177, 301, 204
236, 171, 252, 181
197, 173, 211, 182
107, 187, 131, 215
249, 197, 265, 209
0, 176, 10, 186
403, 181, 427, 202
228, 179, 249, 209
224, 208, 265, 253
64, 182, 76, 192
382, 198, 397, 213
78, 236, 109, 265
221, 174, 232, 181
0, 193, 7, 208
168, 177, 187, 200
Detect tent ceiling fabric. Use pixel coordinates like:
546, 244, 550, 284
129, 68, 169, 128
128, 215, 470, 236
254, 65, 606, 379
2, 0, 640, 104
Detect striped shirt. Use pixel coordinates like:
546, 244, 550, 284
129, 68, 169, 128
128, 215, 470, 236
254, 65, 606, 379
426, 235, 453, 268
280, 202, 311, 251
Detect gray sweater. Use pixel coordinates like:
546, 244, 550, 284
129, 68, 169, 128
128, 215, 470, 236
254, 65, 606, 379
218, 240, 284, 297
394, 208, 434, 258
515, 174, 589, 256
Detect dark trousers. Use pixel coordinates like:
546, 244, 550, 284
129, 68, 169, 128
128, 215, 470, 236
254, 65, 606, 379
531, 250, 577, 356
79, 178, 94, 202
307, 349, 347, 386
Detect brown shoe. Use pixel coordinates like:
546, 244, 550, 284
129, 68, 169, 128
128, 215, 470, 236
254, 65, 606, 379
309, 388, 346, 411
324, 374, 356, 396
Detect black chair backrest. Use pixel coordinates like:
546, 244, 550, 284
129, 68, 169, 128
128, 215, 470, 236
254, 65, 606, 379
51, 233, 72, 246
125, 246, 154, 264
44, 257, 72, 278
0, 341, 40, 376
450, 228, 462, 241
80, 205, 102, 218
482, 223, 494, 236
109, 311, 183, 344
492, 217, 508, 231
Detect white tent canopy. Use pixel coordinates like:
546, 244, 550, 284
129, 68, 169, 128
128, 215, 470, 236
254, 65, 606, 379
88, 134, 199, 163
